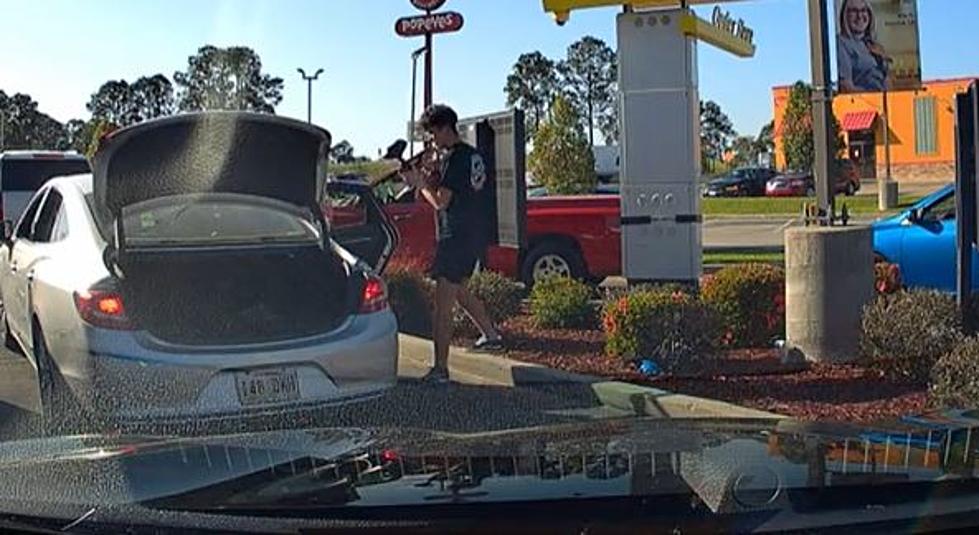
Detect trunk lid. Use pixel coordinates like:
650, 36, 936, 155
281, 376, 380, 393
91, 112, 331, 245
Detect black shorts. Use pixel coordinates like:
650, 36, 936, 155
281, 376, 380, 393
430, 238, 483, 284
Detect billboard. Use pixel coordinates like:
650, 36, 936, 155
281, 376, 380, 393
835, 0, 921, 93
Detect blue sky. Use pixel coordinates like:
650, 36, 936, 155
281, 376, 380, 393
1, 0, 977, 156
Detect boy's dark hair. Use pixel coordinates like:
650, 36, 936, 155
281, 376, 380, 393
420, 104, 458, 132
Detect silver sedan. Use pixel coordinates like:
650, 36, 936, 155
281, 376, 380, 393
0, 112, 400, 426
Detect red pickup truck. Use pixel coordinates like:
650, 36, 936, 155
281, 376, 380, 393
327, 182, 622, 285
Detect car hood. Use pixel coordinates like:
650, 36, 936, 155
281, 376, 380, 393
91, 112, 332, 239
1, 413, 979, 519
872, 211, 908, 229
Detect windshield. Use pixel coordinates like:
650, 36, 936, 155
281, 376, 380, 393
121, 194, 319, 246
4, 0, 979, 531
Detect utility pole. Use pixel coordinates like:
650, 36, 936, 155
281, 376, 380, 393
297, 67, 325, 124
807, 0, 835, 224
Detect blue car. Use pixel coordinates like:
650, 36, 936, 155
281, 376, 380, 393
872, 183, 974, 292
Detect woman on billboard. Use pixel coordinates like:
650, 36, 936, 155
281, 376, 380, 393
837, 0, 890, 92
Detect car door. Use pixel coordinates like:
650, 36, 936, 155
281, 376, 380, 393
383, 186, 436, 269
899, 192, 958, 291
325, 180, 398, 273
3, 188, 53, 351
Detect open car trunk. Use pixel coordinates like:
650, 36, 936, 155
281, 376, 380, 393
117, 245, 357, 346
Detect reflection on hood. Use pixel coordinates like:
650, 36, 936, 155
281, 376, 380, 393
1, 413, 978, 519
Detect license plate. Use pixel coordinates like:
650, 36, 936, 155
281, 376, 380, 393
235, 368, 301, 406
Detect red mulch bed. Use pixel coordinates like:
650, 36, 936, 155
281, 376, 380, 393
476, 315, 932, 424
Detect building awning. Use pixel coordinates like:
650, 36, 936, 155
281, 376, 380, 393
842, 111, 878, 131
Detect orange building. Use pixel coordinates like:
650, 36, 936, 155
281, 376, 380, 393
772, 77, 974, 182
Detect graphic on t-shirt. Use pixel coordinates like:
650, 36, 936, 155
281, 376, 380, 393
471, 154, 487, 192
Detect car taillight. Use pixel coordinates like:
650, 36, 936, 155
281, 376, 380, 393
360, 275, 389, 314
74, 289, 135, 330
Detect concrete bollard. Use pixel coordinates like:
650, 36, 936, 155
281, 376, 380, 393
785, 226, 874, 363
878, 180, 899, 210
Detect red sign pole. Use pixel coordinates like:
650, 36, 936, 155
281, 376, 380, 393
424, 15, 433, 111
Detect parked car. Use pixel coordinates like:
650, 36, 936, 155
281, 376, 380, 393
765, 168, 861, 197
0, 151, 89, 224
702, 167, 777, 197
872, 183, 965, 292
0, 112, 399, 425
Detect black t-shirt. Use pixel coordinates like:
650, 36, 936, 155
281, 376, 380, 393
436, 142, 490, 245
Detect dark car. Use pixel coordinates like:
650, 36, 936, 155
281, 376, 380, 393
701, 167, 777, 197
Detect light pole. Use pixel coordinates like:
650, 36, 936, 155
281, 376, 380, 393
297, 67, 325, 124
409, 46, 427, 158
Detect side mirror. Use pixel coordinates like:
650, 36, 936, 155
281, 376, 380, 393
2, 220, 13, 244
907, 208, 924, 223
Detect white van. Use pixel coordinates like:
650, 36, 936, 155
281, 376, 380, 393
0, 151, 90, 224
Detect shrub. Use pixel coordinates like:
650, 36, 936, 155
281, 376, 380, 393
454, 270, 524, 336
530, 276, 596, 329
860, 289, 964, 383
874, 262, 902, 295
700, 264, 785, 348
602, 288, 721, 373
385, 268, 433, 337
930, 337, 979, 407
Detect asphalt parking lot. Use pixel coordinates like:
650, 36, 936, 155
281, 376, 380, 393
0, 344, 629, 443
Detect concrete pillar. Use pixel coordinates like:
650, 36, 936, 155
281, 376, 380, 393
785, 226, 874, 363
878, 180, 899, 210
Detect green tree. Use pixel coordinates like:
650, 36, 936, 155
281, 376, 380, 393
174, 45, 284, 113
87, 75, 175, 127
130, 75, 177, 121
700, 100, 736, 173
730, 136, 757, 167
331, 140, 355, 164
504, 51, 559, 140
755, 120, 774, 155
559, 36, 617, 146
528, 96, 596, 195
781, 81, 845, 172
85, 119, 119, 159
0, 91, 67, 150
782, 82, 814, 171
87, 80, 139, 126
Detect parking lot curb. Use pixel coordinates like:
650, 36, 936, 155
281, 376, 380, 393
398, 334, 785, 420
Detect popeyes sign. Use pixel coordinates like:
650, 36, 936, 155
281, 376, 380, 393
396, 0, 463, 38
396, 11, 464, 37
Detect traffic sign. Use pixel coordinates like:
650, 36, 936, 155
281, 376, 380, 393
410, 0, 447, 11
395, 11, 464, 37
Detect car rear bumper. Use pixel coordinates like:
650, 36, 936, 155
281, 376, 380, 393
72, 311, 399, 420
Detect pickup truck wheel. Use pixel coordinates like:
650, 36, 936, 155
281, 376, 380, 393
521, 243, 586, 286
845, 182, 856, 196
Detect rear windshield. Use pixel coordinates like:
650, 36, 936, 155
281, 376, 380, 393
0, 158, 90, 191
121, 193, 320, 246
